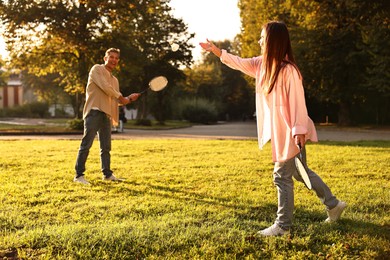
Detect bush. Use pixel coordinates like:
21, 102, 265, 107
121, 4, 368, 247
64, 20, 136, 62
54, 108, 72, 118
67, 119, 84, 130
0, 102, 49, 118
0, 105, 30, 117
135, 118, 152, 126
180, 98, 218, 124
29, 102, 49, 118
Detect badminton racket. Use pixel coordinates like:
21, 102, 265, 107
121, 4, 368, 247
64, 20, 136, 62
295, 144, 312, 190
140, 76, 168, 95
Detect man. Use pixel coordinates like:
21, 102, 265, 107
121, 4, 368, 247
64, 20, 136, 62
74, 48, 140, 185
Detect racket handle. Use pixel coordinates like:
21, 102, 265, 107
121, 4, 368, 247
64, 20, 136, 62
140, 88, 149, 94
297, 143, 304, 161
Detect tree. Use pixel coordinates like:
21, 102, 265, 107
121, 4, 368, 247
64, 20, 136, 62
96, 0, 194, 123
0, 0, 193, 119
177, 39, 254, 121
0, 57, 7, 87
21, 71, 72, 114
358, 2, 390, 124
238, 0, 290, 58
237, 0, 390, 125
290, 0, 390, 125
201, 40, 255, 120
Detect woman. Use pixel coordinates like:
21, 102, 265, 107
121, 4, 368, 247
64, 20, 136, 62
200, 21, 346, 236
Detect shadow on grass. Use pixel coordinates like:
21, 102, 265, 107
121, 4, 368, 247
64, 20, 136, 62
241, 206, 389, 258
71, 179, 390, 258
102, 178, 389, 238
0, 249, 17, 259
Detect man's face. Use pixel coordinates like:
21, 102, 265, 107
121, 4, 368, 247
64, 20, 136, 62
104, 51, 120, 71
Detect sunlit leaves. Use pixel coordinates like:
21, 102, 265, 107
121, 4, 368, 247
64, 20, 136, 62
0, 0, 194, 120
237, 0, 390, 125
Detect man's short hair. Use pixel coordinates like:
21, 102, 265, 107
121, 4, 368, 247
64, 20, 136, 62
105, 48, 120, 57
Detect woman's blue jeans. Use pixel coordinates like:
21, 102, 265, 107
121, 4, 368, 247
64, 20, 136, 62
75, 109, 113, 178
273, 146, 339, 230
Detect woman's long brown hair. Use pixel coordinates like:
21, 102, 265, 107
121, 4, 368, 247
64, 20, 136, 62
261, 21, 301, 94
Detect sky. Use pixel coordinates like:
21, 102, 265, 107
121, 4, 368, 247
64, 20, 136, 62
0, 0, 241, 61
168, 0, 241, 62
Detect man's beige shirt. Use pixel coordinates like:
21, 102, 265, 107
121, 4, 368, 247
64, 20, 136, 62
82, 64, 122, 126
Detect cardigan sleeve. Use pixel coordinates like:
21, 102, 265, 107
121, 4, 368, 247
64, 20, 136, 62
285, 65, 309, 137
220, 50, 260, 78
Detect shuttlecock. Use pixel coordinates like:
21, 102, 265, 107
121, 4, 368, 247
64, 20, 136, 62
170, 42, 179, 52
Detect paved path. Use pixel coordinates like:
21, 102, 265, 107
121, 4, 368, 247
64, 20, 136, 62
1, 121, 389, 141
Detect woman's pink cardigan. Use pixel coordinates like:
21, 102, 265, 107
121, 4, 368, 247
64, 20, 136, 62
220, 50, 318, 162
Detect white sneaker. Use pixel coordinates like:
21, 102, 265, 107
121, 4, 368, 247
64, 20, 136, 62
325, 201, 347, 222
73, 176, 90, 185
257, 224, 290, 237
102, 174, 122, 181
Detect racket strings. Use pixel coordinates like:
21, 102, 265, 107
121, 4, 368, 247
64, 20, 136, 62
295, 155, 312, 190
149, 76, 168, 91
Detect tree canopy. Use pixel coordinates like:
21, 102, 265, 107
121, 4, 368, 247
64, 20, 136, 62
237, 0, 390, 125
1, 0, 389, 125
0, 57, 7, 87
0, 0, 194, 118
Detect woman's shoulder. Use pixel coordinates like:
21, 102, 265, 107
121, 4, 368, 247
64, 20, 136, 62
282, 62, 297, 70
281, 62, 301, 78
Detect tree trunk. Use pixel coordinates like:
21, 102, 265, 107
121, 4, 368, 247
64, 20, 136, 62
337, 101, 351, 126
69, 93, 84, 119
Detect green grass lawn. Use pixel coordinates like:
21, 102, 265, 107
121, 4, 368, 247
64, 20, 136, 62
0, 139, 389, 259
0, 119, 192, 133
123, 120, 192, 130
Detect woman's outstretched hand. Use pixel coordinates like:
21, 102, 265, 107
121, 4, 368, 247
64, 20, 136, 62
199, 39, 222, 57
199, 39, 214, 51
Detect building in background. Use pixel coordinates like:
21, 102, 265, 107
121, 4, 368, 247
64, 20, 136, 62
0, 73, 22, 109
0, 71, 37, 109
